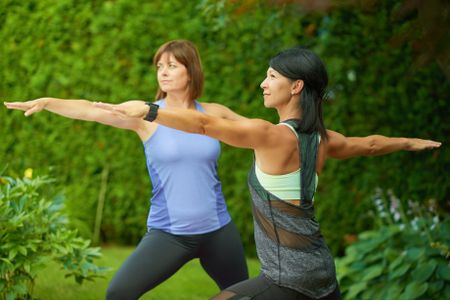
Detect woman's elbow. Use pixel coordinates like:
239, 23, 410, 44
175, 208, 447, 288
365, 135, 383, 156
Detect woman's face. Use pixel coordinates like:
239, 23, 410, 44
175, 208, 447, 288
156, 52, 190, 94
260, 67, 293, 108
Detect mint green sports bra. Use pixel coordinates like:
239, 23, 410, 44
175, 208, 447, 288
254, 123, 319, 201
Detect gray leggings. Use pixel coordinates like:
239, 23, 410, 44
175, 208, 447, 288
212, 274, 341, 300
106, 221, 249, 300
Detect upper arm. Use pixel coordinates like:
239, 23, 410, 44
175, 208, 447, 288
326, 130, 374, 159
200, 102, 248, 121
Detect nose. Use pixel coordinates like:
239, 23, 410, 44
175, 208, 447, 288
158, 66, 168, 76
260, 77, 268, 89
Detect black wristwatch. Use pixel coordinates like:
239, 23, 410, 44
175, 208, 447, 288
144, 102, 159, 122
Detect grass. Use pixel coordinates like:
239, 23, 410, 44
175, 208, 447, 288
33, 245, 261, 300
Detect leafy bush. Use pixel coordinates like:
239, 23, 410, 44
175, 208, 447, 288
336, 189, 450, 300
0, 174, 109, 300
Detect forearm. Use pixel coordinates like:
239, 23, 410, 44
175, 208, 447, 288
366, 135, 409, 156
43, 97, 100, 121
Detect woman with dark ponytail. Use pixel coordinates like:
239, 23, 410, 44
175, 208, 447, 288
93, 46, 441, 300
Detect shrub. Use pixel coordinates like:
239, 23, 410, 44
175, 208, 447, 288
0, 174, 109, 300
336, 189, 450, 300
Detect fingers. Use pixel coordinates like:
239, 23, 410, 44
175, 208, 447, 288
422, 139, 441, 149
24, 105, 41, 116
94, 102, 130, 118
112, 107, 130, 116
4, 102, 30, 111
94, 102, 128, 117
411, 139, 442, 151
93, 102, 114, 111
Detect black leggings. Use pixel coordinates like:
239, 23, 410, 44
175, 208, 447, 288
211, 274, 341, 300
106, 221, 248, 300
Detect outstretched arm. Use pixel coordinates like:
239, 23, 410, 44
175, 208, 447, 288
94, 100, 278, 150
326, 130, 441, 160
4, 97, 145, 132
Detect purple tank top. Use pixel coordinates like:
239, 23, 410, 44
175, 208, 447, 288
143, 100, 231, 234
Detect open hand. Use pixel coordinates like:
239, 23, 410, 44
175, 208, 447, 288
4, 98, 49, 116
406, 138, 442, 151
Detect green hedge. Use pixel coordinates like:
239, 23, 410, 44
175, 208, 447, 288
0, 0, 309, 255
1, 0, 448, 256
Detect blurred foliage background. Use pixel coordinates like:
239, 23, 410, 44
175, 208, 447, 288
1, 0, 448, 257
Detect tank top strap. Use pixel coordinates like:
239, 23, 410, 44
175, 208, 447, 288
280, 120, 319, 209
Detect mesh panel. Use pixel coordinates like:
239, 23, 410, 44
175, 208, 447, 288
270, 199, 309, 217
252, 202, 322, 251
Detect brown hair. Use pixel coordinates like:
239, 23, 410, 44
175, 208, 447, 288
153, 40, 204, 101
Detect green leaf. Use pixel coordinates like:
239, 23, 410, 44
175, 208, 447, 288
8, 248, 17, 260
383, 248, 398, 260
0, 258, 13, 266
428, 280, 444, 294
412, 260, 437, 283
346, 281, 367, 299
24, 263, 31, 273
18, 246, 27, 256
389, 254, 405, 272
405, 248, 424, 261
360, 283, 385, 300
385, 284, 402, 299
399, 282, 428, 300
389, 264, 411, 280
362, 265, 384, 281
436, 264, 450, 280
445, 284, 450, 298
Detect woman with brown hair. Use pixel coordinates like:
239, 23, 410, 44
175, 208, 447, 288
5, 40, 249, 299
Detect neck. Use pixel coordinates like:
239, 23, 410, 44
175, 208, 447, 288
276, 96, 301, 122
165, 91, 195, 109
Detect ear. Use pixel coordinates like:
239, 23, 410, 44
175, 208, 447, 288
291, 80, 304, 95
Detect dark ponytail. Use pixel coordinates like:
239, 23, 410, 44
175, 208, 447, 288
269, 47, 328, 140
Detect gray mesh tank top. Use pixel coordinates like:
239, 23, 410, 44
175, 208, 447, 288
247, 120, 337, 298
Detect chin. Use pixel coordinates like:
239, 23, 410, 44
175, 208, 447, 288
263, 101, 274, 108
